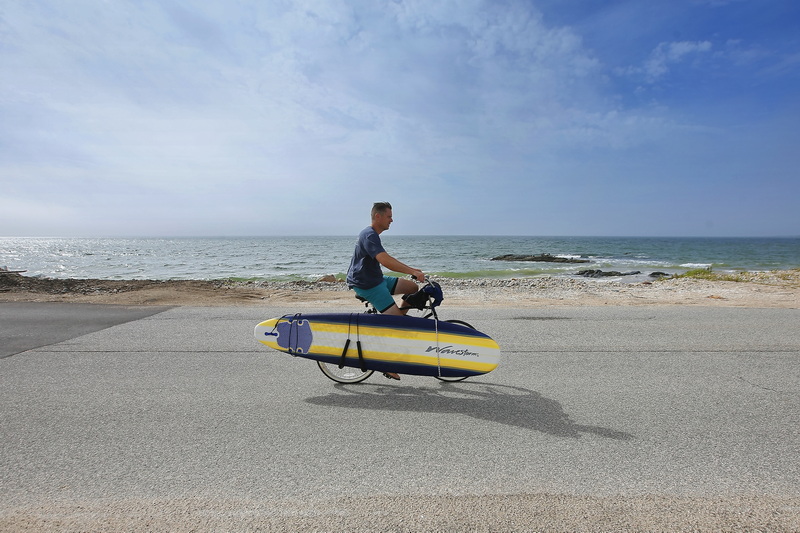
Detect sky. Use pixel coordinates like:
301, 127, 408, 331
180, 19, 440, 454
1, 0, 799, 237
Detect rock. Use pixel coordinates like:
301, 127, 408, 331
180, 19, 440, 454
318, 274, 337, 283
491, 253, 589, 263
649, 272, 671, 278
576, 270, 641, 278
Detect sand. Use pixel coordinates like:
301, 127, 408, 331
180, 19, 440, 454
1, 270, 798, 308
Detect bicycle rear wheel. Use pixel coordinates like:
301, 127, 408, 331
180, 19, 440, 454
317, 361, 374, 384
434, 319, 475, 382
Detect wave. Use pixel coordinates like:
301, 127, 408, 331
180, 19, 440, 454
429, 269, 560, 280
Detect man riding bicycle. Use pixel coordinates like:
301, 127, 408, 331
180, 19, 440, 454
346, 202, 426, 317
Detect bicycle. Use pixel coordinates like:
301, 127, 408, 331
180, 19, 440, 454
316, 278, 479, 384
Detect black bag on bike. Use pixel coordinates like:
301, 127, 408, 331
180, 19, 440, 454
402, 290, 429, 310
422, 281, 444, 307
402, 281, 444, 310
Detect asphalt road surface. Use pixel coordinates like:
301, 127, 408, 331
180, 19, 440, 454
1, 303, 798, 531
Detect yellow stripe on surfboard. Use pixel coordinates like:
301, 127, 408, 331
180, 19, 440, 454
257, 337, 497, 372
257, 339, 497, 373
304, 320, 498, 349
306, 343, 497, 373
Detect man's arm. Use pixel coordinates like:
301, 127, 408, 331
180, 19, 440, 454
375, 252, 425, 282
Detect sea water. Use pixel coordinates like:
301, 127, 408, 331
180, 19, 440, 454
1, 236, 798, 282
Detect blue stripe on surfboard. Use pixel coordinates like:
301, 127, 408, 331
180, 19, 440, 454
283, 313, 491, 339
310, 353, 484, 378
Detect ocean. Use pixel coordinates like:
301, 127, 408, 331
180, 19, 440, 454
1, 236, 798, 283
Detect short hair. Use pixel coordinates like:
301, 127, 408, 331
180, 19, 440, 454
371, 202, 392, 217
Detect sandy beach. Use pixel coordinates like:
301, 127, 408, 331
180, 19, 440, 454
1, 270, 798, 308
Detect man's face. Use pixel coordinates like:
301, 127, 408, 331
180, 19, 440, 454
374, 209, 393, 232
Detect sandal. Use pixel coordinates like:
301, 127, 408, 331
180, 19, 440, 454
382, 372, 401, 381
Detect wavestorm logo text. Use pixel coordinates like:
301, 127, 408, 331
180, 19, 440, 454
425, 345, 479, 357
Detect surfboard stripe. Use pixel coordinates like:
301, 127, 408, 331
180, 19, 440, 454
299, 342, 497, 373
256, 334, 496, 372
257, 324, 498, 361
300, 313, 492, 339
311, 354, 485, 378
306, 321, 497, 349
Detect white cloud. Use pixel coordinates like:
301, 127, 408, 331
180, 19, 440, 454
642, 40, 713, 82
2, 0, 797, 236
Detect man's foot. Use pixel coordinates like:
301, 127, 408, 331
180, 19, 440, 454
383, 372, 401, 381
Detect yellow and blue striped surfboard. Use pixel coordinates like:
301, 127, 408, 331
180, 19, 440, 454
254, 313, 500, 378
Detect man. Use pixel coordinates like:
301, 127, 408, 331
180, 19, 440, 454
346, 202, 425, 317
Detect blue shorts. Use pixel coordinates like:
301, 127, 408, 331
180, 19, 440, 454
352, 276, 399, 313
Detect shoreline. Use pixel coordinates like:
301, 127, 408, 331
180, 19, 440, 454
1, 270, 798, 308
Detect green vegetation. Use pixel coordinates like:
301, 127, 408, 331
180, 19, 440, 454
674, 268, 748, 282
671, 268, 800, 285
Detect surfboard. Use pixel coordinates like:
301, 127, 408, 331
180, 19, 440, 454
254, 313, 500, 378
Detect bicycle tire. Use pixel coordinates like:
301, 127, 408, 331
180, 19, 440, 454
317, 361, 374, 384
434, 319, 475, 382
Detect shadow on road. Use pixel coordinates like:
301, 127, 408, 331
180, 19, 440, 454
306, 382, 634, 441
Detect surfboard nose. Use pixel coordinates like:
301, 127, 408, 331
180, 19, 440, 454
254, 319, 279, 345
254, 317, 314, 354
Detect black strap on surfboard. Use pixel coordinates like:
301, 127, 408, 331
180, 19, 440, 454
288, 313, 303, 355
339, 339, 350, 368
339, 314, 354, 368
355, 313, 367, 372
340, 313, 367, 372
357, 340, 366, 372
269, 315, 299, 356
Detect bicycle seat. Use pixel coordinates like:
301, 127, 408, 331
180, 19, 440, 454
354, 294, 379, 313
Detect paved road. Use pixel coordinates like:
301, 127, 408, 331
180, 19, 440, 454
0, 302, 171, 358
1, 304, 798, 530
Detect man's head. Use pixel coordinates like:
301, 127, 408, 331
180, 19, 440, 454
371, 202, 393, 233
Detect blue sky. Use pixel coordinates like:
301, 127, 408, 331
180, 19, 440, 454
2, 0, 799, 237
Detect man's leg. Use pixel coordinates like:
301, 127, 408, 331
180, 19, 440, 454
383, 278, 420, 316
381, 304, 404, 316
394, 278, 419, 297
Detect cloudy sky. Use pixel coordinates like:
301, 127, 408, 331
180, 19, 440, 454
2, 0, 799, 237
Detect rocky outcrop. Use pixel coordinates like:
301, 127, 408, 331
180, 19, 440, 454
491, 253, 589, 264
576, 269, 641, 278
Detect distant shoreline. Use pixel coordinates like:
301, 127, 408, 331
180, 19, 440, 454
1, 270, 797, 308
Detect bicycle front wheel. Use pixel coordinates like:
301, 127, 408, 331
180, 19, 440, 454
317, 361, 374, 384
434, 319, 475, 382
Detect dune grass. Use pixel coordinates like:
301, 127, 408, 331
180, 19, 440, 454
675, 268, 748, 282
673, 268, 800, 285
